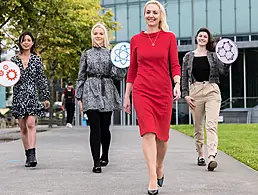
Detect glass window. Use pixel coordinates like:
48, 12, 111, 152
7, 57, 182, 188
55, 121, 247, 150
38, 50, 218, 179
116, 5, 128, 42
251, 0, 258, 32
129, 4, 141, 39
179, 0, 191, 38
103, 0, 115, 5
141, 2, 146, 31
232, 50, 244, 108
167, 0, 179, 36
207, 0, 221, 35
246, 49, 258, 107
236, 0, 250, 33
115, 0, 127, 4
221, 0, 235, 34
194, 0, 206, 33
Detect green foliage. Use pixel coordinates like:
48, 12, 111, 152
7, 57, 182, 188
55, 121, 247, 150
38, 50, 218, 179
172, 124, 258, 171
2, 0, 119, 81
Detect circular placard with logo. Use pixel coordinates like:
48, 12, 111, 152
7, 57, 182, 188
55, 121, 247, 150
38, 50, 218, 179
0, 61, 21, 87
110, 42, 130, 68
215, 38, 238, 64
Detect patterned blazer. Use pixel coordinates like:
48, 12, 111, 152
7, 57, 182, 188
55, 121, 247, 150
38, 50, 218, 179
181, 51, 230, 98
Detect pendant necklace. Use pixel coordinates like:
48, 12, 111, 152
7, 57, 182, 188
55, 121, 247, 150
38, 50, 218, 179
147, 31, 160, 46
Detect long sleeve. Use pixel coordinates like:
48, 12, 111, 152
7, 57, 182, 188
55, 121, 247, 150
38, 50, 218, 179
36, 57, 50, 101
169, 33, 181, 78
75, 50, 87, 100
126, 36, 138, 83
110, 65, 128, 81
181, 53, 190, 98
212, 52, 230, 75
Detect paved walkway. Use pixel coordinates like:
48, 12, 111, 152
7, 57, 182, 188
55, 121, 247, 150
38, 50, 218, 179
0, 126, 257, 195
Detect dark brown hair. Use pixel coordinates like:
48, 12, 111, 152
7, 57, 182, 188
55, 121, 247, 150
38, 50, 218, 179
195, 28, 215, 52
18, 31, 38, 55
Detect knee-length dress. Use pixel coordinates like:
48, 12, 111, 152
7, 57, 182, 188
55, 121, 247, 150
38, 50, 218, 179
11, 54, 50, 119
126, 31, 181, 141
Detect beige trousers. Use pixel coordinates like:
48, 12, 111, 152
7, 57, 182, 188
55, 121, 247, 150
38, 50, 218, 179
189, 82, 221, 157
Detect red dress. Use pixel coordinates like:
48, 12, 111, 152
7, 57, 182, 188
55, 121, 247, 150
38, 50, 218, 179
127, 31, 181, 141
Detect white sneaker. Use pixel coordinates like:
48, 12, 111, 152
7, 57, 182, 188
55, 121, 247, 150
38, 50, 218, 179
69, 123, 73, 128
66, 123, 71, 127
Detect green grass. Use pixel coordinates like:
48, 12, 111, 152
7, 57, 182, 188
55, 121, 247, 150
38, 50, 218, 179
171, 124, 258, 171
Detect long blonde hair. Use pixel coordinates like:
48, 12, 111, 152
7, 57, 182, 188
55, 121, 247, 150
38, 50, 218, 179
91, 22, 110, 50
144, 0, 169, 32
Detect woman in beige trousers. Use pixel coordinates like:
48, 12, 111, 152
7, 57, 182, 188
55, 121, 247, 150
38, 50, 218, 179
181, 28, 230, 171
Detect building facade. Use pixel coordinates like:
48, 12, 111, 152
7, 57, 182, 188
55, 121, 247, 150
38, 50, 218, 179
101, 0, 258, 125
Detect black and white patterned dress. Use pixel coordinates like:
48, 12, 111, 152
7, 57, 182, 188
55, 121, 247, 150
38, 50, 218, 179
11, 54, 50, 119
76, 47, 127, 112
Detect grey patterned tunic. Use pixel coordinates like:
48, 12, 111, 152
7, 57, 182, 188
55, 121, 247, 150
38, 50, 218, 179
75, 47, 127, 112
11, 54, 50, 119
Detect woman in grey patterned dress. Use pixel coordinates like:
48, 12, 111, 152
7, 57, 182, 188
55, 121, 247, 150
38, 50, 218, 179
76, 23, 127, 173
11, 32, 50, 168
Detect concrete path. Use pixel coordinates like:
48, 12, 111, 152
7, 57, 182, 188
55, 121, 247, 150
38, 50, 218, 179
0, 126, 257, 195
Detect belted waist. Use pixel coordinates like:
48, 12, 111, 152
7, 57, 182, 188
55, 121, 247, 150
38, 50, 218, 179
87, 73, 111, 96
88, 73, 110, 79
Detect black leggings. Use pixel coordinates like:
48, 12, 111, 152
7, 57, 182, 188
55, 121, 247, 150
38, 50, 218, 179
65, 103, 75, 124
86, 110, 112, 167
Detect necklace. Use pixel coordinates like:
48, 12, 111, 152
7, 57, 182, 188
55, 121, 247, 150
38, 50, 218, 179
147, 31, 160, 46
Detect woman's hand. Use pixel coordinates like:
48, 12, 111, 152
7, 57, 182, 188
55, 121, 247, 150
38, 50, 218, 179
173, 83, 181, 101
123, 96, 131, 114
44, 100, 50, 109
185, 96, 195, 110
78, 100, 83, 112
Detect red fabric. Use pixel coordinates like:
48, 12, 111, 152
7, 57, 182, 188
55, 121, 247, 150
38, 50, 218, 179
63, 88, 75, 95
127, 31, 181, 141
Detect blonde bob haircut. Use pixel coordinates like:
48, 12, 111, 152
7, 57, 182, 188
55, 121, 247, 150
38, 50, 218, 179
91, 22, 110, 50
144, 0, 169, 32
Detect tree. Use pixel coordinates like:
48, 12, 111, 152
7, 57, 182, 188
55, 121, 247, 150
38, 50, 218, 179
5, 0, 119, 127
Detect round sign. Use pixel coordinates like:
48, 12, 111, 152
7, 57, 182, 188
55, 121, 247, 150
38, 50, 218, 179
111, 42, 130, 68
0, 61, 21, 87
215, 38, 238, 64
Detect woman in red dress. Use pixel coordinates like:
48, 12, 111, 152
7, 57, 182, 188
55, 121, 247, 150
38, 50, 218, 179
124, 1, 181, 194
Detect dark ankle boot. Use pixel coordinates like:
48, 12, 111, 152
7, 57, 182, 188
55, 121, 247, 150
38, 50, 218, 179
28, 148, 37, 167
25, 150, 29, 167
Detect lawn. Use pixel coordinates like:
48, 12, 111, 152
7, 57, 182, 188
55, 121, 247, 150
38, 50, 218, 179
171, 124, 258, 171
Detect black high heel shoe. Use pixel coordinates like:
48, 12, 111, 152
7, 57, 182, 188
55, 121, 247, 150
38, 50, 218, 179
157, 175, 164, 187
147, 189, 159, 195
100, 159, 109, 167
92, 166, 102, 173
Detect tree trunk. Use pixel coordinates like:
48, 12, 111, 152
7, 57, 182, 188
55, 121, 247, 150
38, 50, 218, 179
48, 59, 57, 128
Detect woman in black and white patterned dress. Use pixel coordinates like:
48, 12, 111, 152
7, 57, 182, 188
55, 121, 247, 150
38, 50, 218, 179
76, 23, 127, 173
11, 32, 50, 168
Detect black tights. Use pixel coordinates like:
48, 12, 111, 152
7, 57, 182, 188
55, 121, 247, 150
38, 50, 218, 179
86, 110, 112, 167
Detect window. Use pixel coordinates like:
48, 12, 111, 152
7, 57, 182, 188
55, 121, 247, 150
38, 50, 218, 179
236, 36, 249, 42
179, 0, 191, 37
251, 35, 258, 41
103, 0, 115, 5
167, 0, 179, 36
180, 39, 192, 45
236, 0, 250, 33
251, 0, 258, 32
140, 2, 146, 31
207, 0, 221, 35
116, 5, 128, 42
115, 0, 127, 4
194, 0, 206, 32
129, 4, 140, 39
221, 0, 235, 34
